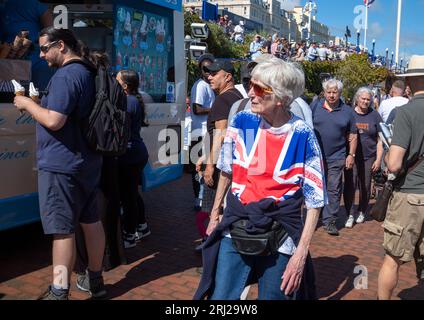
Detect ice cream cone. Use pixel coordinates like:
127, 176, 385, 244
19, 30, 30, 39
16, 38, 32, 59
30, 95, 39, 102
29, 82, 39, 102
15, 90, 25, 96
7, 36, 24, 59
0, 43, 11, 59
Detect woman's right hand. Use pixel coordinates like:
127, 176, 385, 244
206, 208, 221, 236
206, 219, 219, 236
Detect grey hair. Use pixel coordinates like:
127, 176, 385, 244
250, 58, 305, 105
323, 78, 343, 93
353, 87, 374, 108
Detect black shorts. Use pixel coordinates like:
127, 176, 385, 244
38, 169, 100, 235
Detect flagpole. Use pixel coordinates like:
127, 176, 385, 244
395, 0, 402, 65
364, 1, 368, 50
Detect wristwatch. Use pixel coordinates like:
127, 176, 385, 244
348, 153, 356, 158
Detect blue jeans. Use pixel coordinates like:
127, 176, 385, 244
210, 237, 293, 300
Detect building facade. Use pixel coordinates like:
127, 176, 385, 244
184, 0, 330, 43
292, 6, 330, 44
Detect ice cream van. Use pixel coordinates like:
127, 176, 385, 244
0, 0, 186, 231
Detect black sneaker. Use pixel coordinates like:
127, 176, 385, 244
325, 221, 339, 236
135, 223, 151, 241
123, 231, 137, 249
76, 271, 107, 300
37, 286, 68, 300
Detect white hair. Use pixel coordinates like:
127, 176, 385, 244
250, 58, 305, 106
323, 79, 343, 93
353, 87, 374, 108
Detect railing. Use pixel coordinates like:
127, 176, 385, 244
370, 55, 407, 74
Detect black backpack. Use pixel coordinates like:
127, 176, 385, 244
84, 66, 131, 156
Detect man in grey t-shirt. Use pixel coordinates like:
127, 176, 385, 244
378, 55, 424, 300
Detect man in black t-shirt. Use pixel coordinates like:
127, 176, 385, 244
197, 60, 243, 234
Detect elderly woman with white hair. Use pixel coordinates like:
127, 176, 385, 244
343, 87, 384, 228
194, 58, 327, 300
311, 79, 358, 236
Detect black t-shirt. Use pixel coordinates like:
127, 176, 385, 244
207, 88, 243, 138
353, 108, 383, 160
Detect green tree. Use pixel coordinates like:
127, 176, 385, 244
335, 54, 391, 103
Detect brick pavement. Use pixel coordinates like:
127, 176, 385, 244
0, 173, 422, 300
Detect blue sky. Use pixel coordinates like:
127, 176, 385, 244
280, 0, 424, 64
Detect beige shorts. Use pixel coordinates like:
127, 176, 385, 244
383, 191, 424, 264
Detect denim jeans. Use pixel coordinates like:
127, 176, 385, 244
322, 159, 346, 226
210, 237, 293, 300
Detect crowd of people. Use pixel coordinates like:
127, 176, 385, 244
248, 35, 359, 62
187, 50, 424, 300
3, 1, 423, 301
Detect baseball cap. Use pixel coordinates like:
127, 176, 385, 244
198, 53, 215, 66
203, 60, 235, 74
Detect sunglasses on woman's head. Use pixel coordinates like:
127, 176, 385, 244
249, 80, 273, 97
40, 41, 59, 54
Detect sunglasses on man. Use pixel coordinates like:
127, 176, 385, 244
249, 80, 273, 97
40, 41, 60, 54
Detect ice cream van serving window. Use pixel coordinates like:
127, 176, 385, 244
114, 4, 174, 103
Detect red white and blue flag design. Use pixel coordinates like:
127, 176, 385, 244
364, 0, 375, 7
218, 112, 327, 209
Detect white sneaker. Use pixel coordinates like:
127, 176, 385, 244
356, 212, 366, 224
345, 215, 355, 228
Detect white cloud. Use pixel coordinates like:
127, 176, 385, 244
280, 0, 302, 11
368, 22, 384, 39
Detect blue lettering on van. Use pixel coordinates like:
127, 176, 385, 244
0, 149, 30, 160
16, 113, 36, 125
0, 116, 5, 125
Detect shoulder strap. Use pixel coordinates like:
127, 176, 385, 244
237, 98, 250, 114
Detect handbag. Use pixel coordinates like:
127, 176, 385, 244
370, 156, 424, 222
230, 219, 288, 256
370, 180, 394, 222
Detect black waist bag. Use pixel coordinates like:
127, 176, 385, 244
230, 219, 289, 256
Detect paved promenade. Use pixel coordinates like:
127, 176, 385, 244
0, 174, 422, 300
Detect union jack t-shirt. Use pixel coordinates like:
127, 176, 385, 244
218, 111, 327, 209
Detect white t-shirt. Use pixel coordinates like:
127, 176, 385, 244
233, 25, 244, 42
234, 84, 248, 98
378, 96, 409, 122
317, 47, 327, 61
190, 79, 215, 139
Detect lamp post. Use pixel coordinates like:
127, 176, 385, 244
400, 58, 403, 72
356, 30, 360, 53
385, 48, 389, 67
391, 51, 394, 68
372, 39, 376, 62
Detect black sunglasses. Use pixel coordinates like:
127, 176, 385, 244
40, 41, 60, 54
